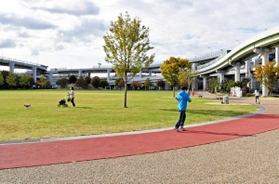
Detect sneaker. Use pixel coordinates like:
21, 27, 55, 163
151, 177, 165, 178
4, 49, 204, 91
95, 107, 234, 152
181, 127, 186, 131
174, 127, 180, 132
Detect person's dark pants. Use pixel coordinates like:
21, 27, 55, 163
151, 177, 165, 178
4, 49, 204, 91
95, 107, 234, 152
255, 96, 260, 104
71, 98, 75, 107
175, 110, 186, 129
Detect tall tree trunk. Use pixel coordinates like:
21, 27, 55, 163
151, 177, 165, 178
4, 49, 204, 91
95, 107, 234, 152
123, 74, 128, 108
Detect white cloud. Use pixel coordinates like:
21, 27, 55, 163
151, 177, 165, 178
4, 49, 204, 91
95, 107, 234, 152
1, 0, 279, 70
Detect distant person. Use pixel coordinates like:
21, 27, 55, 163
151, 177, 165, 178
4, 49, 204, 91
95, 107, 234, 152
68, 87, 76, 107
253, 88, 260, 104
174, 86, 192, 132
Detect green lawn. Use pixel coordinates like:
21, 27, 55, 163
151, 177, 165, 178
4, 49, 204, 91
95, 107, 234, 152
0, 90, 258, 141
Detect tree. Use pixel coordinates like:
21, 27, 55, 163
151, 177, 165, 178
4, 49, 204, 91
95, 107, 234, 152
103, 12, 155, 108
223, 80, 236, 93
6, 72, 17, 89
75, 76, 86, 89
85, 76, 91, 87
91, 76, 100, 88
0, 72, 4, 86
68, 75, 77, 84
20, 74, 31, 89
143, 78, 152, 90
131, 81, 141, 90
56, 78, 68, 88
117, 79, 124, 90
156, 79, 165, 90
160, 57, 192, 97
40, 76, 48, 89
29, 77, 35, 88
178, 69, 198, 90
254, 61, 279, 95
1, 71, 9, 89
209, 78, 220, 93
100, 79, 109, 88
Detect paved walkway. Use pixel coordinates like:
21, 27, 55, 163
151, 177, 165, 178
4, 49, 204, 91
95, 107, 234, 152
0, 92, 278, 171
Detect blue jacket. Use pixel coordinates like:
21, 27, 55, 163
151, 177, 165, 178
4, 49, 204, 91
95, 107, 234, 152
176, 90, 192, 111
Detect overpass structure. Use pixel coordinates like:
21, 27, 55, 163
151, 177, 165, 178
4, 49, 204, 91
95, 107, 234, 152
0, 56, 48, 82
1, 26, 279, 94
194, 26, 279, 96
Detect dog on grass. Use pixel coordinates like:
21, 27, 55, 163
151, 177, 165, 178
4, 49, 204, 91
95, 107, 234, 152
24, 104, 31, 108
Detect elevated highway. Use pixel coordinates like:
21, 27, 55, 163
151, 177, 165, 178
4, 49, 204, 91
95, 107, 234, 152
1, 26, 279, 94
195, 26, 279, 95
197, 26, 279, 75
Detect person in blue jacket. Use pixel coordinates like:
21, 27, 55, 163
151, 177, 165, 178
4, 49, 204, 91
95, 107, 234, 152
174, 86, 192, 132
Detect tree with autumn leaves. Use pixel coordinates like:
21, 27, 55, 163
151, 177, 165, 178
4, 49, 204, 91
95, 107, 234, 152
254, 61, 279, 96
160, 57, 195, 97
103, 12, 155, 108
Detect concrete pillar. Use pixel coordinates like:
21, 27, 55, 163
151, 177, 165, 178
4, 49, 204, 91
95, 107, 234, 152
253, 48, 274, 96
191, 78, 197, 91
9, 62, 15, 73
192, 63, 197, 70
218, 71, 224, 83
275, 47, 279, 90
261, 52, 269, 96
276, 47, 279, 67
245, 60, 251, 78
202, 76, 208, 91
234, 62, 240, 82
32, 65, 37, 83
107, 69, 111, 81
78, 69, 82, 77
48, 71, 54, 85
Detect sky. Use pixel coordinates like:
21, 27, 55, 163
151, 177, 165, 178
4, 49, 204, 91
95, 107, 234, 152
1, 0, 279, 71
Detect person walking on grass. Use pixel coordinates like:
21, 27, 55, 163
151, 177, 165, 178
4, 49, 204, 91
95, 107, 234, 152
174, 86, 192, 132
253, 88, 260, 104
68, 87, 76, 107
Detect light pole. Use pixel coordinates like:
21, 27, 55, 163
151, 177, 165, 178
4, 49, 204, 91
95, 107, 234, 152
236, 40, 241, 45
98, 63, 102, 68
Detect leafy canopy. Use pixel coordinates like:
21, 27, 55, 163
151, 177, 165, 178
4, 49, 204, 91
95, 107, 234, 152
103, 12, 155, 107
103, 12, 155, 80
254, 61, 279, 94
160, 57, 192, 96
6, 72, 17, 88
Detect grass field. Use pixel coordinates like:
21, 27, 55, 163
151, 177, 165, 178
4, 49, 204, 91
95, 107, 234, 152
0, 90, 258, 141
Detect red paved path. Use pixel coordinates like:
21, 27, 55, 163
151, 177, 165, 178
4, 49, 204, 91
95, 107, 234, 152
1, 112, 279, 170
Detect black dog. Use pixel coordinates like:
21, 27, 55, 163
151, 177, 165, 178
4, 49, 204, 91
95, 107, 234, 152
24, 104, 31, 108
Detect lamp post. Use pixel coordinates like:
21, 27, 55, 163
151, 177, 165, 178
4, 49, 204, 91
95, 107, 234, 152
98, 63, 102, 68
236, 40, 241, 45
